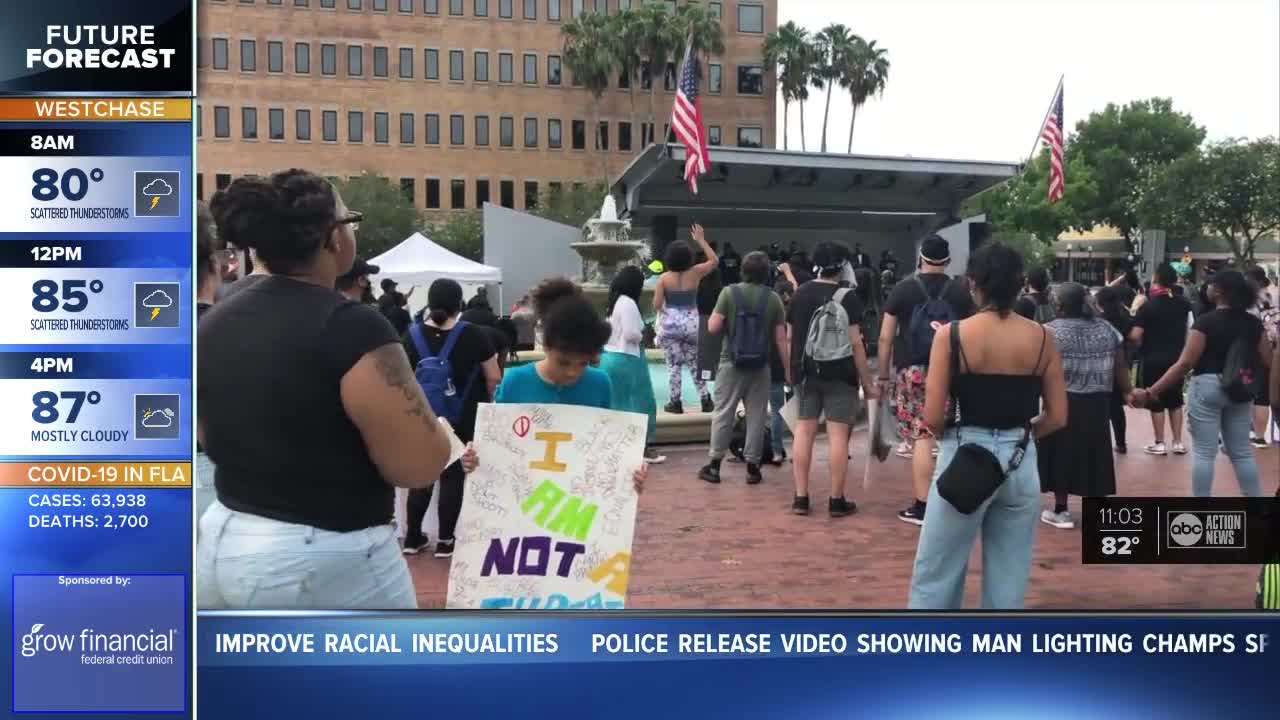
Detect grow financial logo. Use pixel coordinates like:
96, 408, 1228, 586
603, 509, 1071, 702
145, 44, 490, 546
1167, 511, 1246, 549
19, 622, 179, 661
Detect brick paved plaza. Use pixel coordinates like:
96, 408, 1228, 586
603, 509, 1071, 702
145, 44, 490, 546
409, 407, 1278, 609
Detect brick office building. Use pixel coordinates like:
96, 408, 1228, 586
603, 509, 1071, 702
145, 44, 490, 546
196, 0, 777, 212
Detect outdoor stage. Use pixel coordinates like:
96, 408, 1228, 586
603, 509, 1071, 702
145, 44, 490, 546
408, 407, 1278, 610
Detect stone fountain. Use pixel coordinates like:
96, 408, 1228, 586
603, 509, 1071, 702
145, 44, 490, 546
572, 195, 650, 314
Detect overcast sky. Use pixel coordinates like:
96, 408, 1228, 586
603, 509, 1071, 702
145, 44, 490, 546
774, 0, 1280, 162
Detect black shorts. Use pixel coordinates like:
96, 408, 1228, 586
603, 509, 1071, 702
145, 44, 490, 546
1140, 361, 1185, 411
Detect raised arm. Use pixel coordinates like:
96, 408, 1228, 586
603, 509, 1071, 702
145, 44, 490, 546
690, 223, 718, 275
342, 343, 452, 489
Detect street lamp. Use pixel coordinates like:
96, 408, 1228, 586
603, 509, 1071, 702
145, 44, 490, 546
1066, 243, 1074, 282
1086, 245, 1094, 285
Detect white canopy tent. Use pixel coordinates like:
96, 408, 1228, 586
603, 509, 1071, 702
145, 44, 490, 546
369, 231, 502, 286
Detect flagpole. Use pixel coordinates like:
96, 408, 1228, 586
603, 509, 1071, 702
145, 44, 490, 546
1025, 74, 1063, 168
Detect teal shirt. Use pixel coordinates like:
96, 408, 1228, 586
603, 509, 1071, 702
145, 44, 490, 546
494, 363, 613, 409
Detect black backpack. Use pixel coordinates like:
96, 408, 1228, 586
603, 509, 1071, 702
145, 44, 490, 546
1221, 333, 1263, 403
905, 276, 957, 366
727, 285, 771, 370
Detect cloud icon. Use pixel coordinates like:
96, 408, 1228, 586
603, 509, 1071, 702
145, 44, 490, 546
141, 409, 174, 428
142, 179, 173, 196
142, 290, 173, 308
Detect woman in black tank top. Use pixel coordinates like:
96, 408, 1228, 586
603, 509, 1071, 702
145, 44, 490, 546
908, 243, 1068, 610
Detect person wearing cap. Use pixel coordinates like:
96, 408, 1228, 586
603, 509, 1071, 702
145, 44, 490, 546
877, 235, 976, 527
785, 242, 878, 517
378, 278, 413, 335
336, 258, 380, 304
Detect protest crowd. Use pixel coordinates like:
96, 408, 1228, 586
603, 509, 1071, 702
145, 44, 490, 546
194, 169, 1280, 612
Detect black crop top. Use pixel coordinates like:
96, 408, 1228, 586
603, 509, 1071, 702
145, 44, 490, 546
950, 324, 1045, 430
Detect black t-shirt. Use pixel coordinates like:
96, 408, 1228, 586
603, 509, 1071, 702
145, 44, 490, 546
402, 320, 496, 442
787, 280, 865, 384
1014, 291, 1052, 321
217, 273, 268, 301
697, 269, 724, 316
1132, 294, 1192, 367
1192, 308, 1263, 375
882, 273, 976, 369
198, 276, 399, 532
719, 254, 742, 285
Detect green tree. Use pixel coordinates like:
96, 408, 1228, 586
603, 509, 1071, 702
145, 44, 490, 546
842, 36, 889, 153
1070, 97, 1205, 251
611, 8, 646, 143
972, 147, 1098, 243
764, 21, 813, 151
335, 174, 421, 259
1138, 137, 1280, 264
424, 210, 484, 262
814, 24, 855, 152
561, 12, 616, 180
676, 2, 725, 64
634, 2, 680, 143
991, 230, 1057, 275
534, 182, 610, 228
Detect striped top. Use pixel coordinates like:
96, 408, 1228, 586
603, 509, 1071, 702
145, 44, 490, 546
1046, 318, 1122, 395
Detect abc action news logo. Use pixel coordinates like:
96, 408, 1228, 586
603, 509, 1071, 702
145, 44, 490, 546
1168, 511, 1247, 549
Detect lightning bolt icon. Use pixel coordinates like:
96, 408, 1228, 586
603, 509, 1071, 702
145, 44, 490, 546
150, 196, 160, 210
150, 307, 161, 321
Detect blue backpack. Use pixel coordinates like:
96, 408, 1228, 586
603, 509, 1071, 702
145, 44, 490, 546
905, 275, 957, 366
409, 321, 479, 425
728, 285, 772, 370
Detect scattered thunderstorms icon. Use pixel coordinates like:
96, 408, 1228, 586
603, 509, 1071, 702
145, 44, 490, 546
141, 178, 173, 211
141, 288, 172, 322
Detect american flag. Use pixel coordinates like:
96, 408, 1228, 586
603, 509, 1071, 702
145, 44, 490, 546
1040, 79, 1065, 203
671, 35, 711, 194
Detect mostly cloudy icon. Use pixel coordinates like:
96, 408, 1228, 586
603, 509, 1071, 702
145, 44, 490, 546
135, 394, 181, 440
142, 178, 173, 196
141, 408, 175, 428
142, 290, 173, 308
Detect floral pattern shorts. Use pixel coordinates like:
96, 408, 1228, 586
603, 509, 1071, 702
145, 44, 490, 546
892, 365, 951, 442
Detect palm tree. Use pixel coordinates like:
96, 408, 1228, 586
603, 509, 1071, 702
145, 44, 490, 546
677, 2, 726, 68
814, 23, 854, 153
634, 1, 679, 145
611, 8, 645, 146
764, 21, 811, 151
562, 12, 616, 179
843, 37, 890, 153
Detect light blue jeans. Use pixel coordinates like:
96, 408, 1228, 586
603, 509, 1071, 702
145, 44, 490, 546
197, 501, 417, 610
909, 427, 1041, 610
769, 383, 787, 455
194, 453, 216, 536
1187, 374, 1262, 497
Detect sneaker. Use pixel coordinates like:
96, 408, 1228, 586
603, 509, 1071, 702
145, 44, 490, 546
402, 536, 429, 555
643, 447, 667, 464
745, 463, 763, 485
1143, 442, 1168, 456
894, 442, 913, 459
1171, 442, 1187, 455
769, 448, 787, 466
701, 395, 715, 413
433, 539, 455, 558
792, 495, 810, 515
897, 501, 926, 526
1040, 510, 1075, 529
698, 464, 721, 484
1250, 434, 1268, 449
664, 400, 684, 415
829, 497, 858, 517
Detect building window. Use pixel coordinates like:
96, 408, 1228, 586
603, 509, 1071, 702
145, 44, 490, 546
640, 59, 651, 89
197, 173, 204, 200
500, 180, 515, 208
348, 0, 362, 8
738, 2, 764, 33
242, 107, 258, 138
499, 116, 514, 147
373, 46, 389, 77
269, 108, 285, 139
399, 48, 413, 78
524, 181, 538, 209
548, 0, 560, 21
594, 0, 604, 11
268, 41, 284, 72
196, 104, 202, 136
322, 110, 338, 141
618, 0, 630, 9
399, 0, 413, 10
425, 49, 439, 79
449, 0, 462, 13
451, 179, 466, 209
321, 44, 337, 75
547, 55, 562, 85
475, 51, 489, 82
737, 126, 762, 148
212, 38, 228, 69
348, 45, 363, 76
295, 0, 310, 5
498, 53, 513, 83
499, 0, 512, 18
425, 114, 440, 144
523, 0, 536, 19
400, 113, 414, 143
708, 125, 721, 146
571, 0, 583, 17
214, 106, 230, 137
425, 0, 438, 12
619, 122, 632, 151
425, 178, 440, 208
348, 111, 364, 142
523, 53, 537, 84
240, 39, 256, 71
296, 109, 312, 140
476, 179, 490, 207
640, 122, 654, 145
320, 0, 335, 6
709, 1, 721, 19
449, 50, 463, 81
618, 67, 631, 89
664, 61, 676, 91
475, 0, 487, 15
572, 120, 586, 150
295, 42, 311, 73
375, 112, 389, 143
709, 63, 722, 94
216, 173, 232, 190
597, 121, 609, 150
737, 65, 763, 95
450, 114, 465, 145
548, 119, 562, 148
524, 117, 538, 147
400, 178, 414, 204
475, 115, 490, 145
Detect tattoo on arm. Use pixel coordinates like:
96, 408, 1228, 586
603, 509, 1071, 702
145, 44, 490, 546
371, 344, 439, 430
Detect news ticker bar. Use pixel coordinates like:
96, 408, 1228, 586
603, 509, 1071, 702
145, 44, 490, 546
1083, 497, 1280, 564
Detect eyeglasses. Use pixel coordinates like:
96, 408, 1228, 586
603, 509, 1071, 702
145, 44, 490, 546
334, 211, 363, 233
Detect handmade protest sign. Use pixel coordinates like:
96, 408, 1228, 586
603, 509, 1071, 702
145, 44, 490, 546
446, 403, 645, 609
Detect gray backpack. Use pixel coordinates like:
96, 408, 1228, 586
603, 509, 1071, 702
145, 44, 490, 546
804, 288, 857, 384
